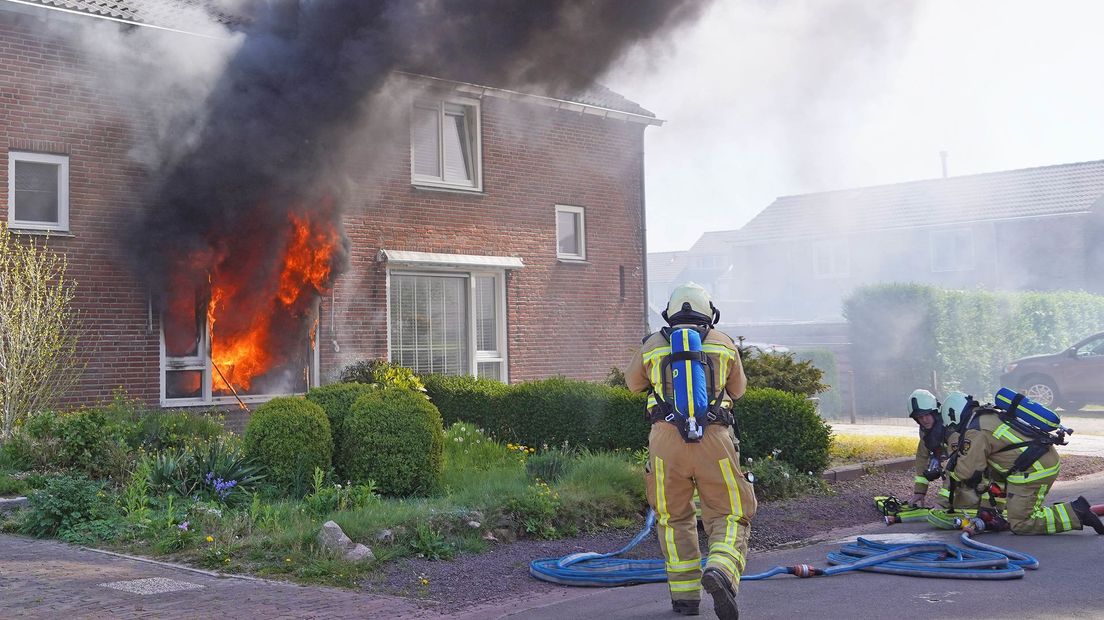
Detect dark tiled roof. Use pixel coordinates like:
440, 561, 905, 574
29, 0, 240, 30
736, 159, 1104, 244
14, 0, 653, 118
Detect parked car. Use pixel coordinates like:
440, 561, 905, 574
1000, 332, 1104, 411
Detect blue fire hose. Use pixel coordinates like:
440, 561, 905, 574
528, 509, 1038, 586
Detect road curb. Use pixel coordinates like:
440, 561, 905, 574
821, 456, 914, 483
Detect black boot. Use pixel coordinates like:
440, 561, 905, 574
671, 599, 700, 616
701, 567, 739, 620
1072, 496, 1104, 534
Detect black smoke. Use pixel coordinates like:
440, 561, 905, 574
131, 0, 708, 299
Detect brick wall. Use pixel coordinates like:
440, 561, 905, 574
0, 11, 648, 410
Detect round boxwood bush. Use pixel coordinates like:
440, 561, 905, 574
340, 387, 445, 497
305, 382, 379, 448
244, 397, 332, 490
734, 387, 832, 475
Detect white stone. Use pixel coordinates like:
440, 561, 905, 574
344, 543, 375, 563
317, 520, 353, 553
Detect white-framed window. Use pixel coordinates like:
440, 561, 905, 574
693, 255, 719, 270
411, 96, 482, 191
160, 289, 320, 406
388, 270, 508, 382
555, 204, 586, 260
7, 151, 69, 231
929, 229, 974, 272
813, 239, 849, 278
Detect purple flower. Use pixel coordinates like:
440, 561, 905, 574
178, 521, 190, 532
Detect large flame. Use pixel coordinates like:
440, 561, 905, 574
201, 211, 339, 394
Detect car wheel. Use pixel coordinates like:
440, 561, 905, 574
1022, 379, 1058, 408
1059, 400, 1086, 412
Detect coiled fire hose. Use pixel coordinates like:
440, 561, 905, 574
528, 509, 1038, 586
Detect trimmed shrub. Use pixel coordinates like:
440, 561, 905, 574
499, 378, 632, 451
339, 360, 425, 393
305, 382, 380, 472
421, 373, 509, 429
243, 397, 332, 491
734, 388, 832, 475
740, 346, 827, 397
340, 388, 445, 496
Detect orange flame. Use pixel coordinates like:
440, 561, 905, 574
206, 212, 339, 393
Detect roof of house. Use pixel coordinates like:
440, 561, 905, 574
647, 251, 687, 283
735, 158, 1104, 244
9, 0, 655, 118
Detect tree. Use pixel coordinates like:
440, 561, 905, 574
0, 223, 83, 440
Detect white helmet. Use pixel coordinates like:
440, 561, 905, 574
940, 391, 971, 428
907, 388, 939, 419
664, 281, 719, 327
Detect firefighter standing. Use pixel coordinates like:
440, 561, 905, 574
948, 399, 1104, 535
626, 282, 754, 620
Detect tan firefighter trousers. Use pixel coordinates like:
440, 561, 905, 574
645, 422, 757, 602
1005, 476, 1081, 534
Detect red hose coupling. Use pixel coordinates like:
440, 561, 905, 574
791, 564, 819, 578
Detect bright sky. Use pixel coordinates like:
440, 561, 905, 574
606, 0, 1104, 252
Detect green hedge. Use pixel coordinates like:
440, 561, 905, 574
244, 397, 332, 491
844, 284, 1104, 413
793, 348, 842, 417
305, 382, 379, 473
340, 388, 445, 496
421, 373, 831, 474
422, 374, 510, 429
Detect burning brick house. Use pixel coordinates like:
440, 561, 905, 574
0, 0, 675, 411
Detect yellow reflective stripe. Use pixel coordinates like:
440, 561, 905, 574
989, 461, 1008, 473
707, 555, 741, 582
719, 458, 743, 553
937, 488, 950, 497
915, 476, 930, 485
992, 424, 1023, 443
1037, 487, 1055, 534
1055, 503, 1072, 531
1009, 462, 1060, 484
709, 542, 745, 567
682, 330, 695, 417
668, 579, 701, 593
666, 559, 701, 572
647, 395, 658, 408
654, 456, 680, 564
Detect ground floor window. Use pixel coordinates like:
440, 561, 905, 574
160, 289, 320, 406
389, 270, 507, 381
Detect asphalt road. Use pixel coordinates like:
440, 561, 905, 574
507, 472, 1104, 620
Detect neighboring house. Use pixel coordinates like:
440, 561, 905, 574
0, 0, 658, 411
645, 250, 686, 330
709, 159, 1104, 324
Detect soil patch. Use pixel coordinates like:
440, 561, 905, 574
364, 455, 1104, 609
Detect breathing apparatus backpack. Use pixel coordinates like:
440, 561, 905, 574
650, 325, 733, 443
956, 389, 1072, 480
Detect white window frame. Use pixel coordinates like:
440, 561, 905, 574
812, 239, 849, 279
410, 96, 482, 192
160, 297, 320, 407
555, 204, 587, 261
929, 229, 974, 273
386, 267, 508, 382
7, 151, 69, 232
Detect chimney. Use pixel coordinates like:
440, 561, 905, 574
939, 151, 949, 178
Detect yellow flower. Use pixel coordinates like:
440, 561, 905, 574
206, 536, 215, 543
285, 558, 292, 563
420, 578, 429, 586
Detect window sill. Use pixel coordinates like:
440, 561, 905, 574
9, 227, 74, 237
557, 257, 590, 265
411, 182, 485, 196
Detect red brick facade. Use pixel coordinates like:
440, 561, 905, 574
0, 10, 649, 409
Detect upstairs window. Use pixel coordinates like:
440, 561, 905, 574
8, 151, 69, 232
813, 239, 849, 278
555, 205, 586, 260
411, 97, 481, 191
930, 229, 974, 272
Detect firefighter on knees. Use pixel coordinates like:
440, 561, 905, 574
626, 282, 754, 619
947, 398, 1104, 535
906, 389, 980, 510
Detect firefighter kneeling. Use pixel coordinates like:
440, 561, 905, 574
627, 282, 754, 619
906, 389, 982, 510
946, 393, 1104, 535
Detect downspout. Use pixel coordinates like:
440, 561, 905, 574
638, 127, 649, 335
